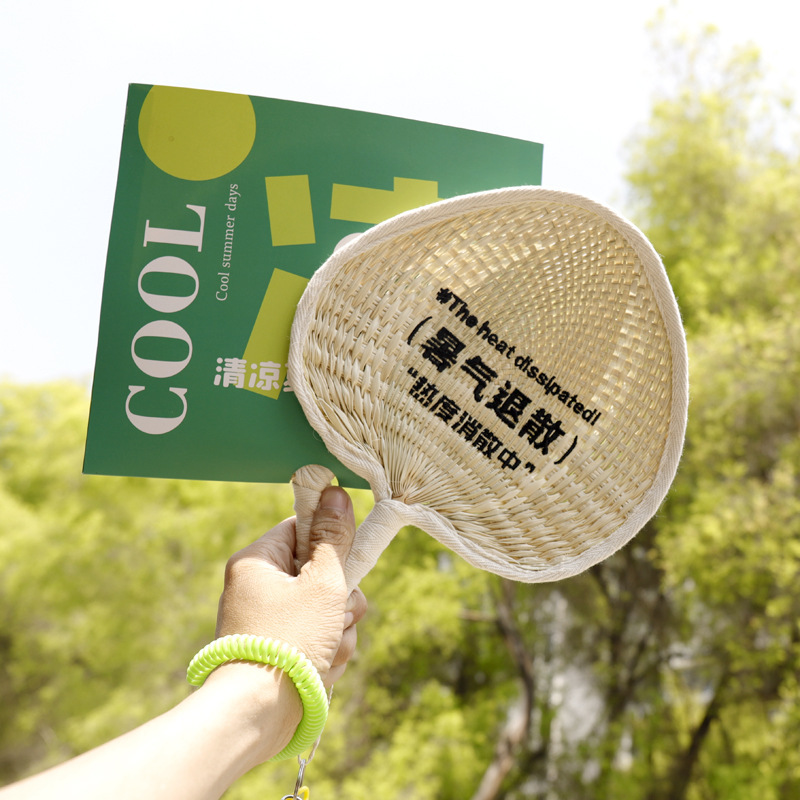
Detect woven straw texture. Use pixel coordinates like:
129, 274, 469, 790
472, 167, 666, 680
289, 187, 688, 587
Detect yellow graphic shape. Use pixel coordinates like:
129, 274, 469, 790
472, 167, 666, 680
264, 175, 316, 246
331, 177, 441, 224
139, 86, 256, 181
243, 269, 309, 399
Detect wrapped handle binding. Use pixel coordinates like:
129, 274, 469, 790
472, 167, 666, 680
291, 465, 409, 593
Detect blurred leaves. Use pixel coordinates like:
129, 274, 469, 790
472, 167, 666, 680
0, 381, 298, 772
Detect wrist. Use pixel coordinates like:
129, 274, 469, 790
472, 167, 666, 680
200, 661, 303, 768
187, 635, 329, 761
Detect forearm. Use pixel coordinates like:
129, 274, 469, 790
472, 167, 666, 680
0, 663, 302, 800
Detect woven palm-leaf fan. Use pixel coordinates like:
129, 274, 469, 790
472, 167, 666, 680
289, 187, 688, 591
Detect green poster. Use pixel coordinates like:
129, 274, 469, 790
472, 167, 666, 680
84, 84, 543, 486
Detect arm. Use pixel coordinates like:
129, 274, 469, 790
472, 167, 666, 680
0, 486, 366, 800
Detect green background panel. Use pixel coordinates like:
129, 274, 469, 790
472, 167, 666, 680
84, 84, 543, 487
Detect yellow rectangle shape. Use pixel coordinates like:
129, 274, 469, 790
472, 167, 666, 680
264, 175, 316, 246
243, 269, 310, 399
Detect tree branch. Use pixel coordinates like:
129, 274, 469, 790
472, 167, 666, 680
664, 670, 730, 800
469, 581, 538, 800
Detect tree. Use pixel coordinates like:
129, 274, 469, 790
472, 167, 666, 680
322, 17, 800, 800
320, 18, 800, 799
600, 14, 799, 799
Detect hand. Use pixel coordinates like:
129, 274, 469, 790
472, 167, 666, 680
214, 486, 368, 686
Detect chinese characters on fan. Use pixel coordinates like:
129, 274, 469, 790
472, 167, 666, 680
406, 355, 576, 475
402, 286, 610, 474
430, 288, 602, 426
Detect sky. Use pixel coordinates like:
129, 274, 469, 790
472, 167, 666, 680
1, 0, 797, 385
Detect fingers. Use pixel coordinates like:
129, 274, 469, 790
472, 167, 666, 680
325, 662, 348, 686
331, 588, 367, 669
302, 487, 356, 586
344, 587, 368, 627
325, 588, 367, 686
214, 487, 366, 690
224, 518, 297, 581
331, 624, 358, 669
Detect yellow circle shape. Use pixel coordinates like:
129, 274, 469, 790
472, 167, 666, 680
139, 86, 256, 181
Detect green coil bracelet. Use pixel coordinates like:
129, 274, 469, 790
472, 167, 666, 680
186, 634, 329, 761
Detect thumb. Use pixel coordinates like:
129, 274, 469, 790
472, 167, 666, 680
303, 486, 356, 586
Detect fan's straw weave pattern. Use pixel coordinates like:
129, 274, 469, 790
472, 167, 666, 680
290, 188, 687, 588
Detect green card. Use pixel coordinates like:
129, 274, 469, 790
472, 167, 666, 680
84, 84, 543, 486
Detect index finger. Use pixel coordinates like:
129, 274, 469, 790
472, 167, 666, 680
228, 517, 298, 577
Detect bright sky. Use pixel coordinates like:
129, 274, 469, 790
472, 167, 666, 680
1, 0, 797, 384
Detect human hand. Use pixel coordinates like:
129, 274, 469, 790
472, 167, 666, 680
214, 486, 367, 686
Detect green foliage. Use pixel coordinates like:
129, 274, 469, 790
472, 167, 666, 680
0, 381, 298, 777
626, 13, 800, 336
614, 12, 800, 799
